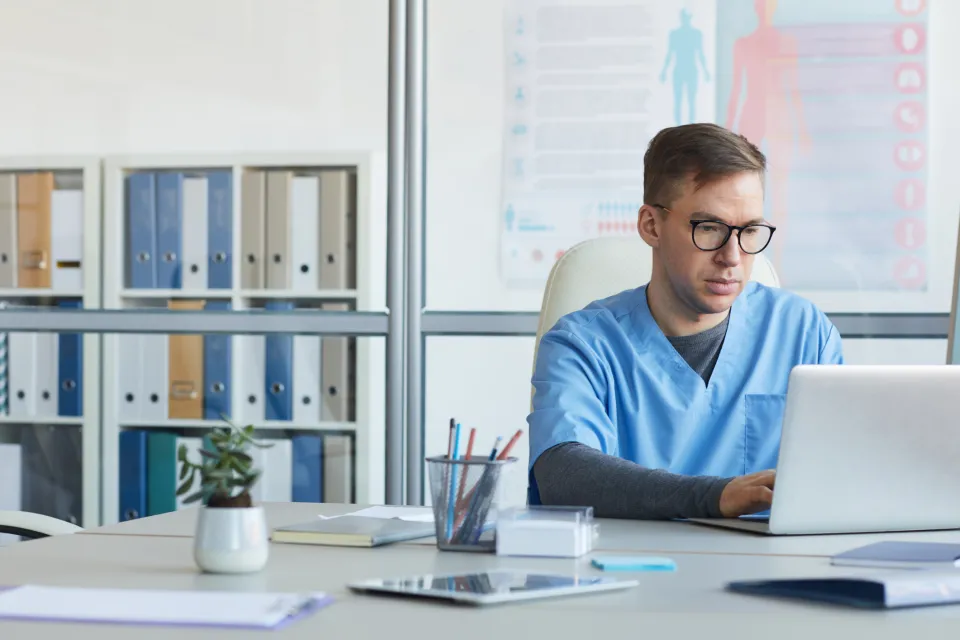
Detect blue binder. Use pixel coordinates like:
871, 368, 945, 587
57, 300, 83, 417
155, 172, 184, 289
203, 300, 232, 420
264, 301, 294, 421
207, 170, 233, 289
126, 172, 157, 289
291, 434, 323, 502
118, 429, 148, 521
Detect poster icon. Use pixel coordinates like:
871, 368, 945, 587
894, 178, 925, 210
893, 256, 926, 289
894, 217, 925, 250
894, 63, 925, 93
894, 102, 925, 133
896, 0, 926, 17
893, 24, 925, 54
894, 140, 925, 171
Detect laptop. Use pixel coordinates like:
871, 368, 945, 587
687, 365, 960, 536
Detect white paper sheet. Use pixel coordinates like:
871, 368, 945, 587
0, 585, 330, 629
319, 506, 435, 523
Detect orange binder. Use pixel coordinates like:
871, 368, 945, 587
167, 300, 204, 419
17, 172, 53, 288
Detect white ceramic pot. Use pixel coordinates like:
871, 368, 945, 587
193, 506, 269, 574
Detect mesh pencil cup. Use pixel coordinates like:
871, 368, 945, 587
426, 455, 517, 552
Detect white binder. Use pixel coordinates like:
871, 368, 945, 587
181, 175, 209, 290
261, 437, 292, 502
140, 334, 169, 421
117, 335, 143, 421
239, 335, 266, 424
290, 175, 319, 292
49, 188, 83, 293
248, 438, 268, 505
8, 332, 36, 418
33, 332, 58, 418
292, 334, 321, 424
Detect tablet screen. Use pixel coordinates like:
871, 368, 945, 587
349, 570, 636, 604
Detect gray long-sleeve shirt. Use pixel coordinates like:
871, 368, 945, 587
532, 314, 734, 519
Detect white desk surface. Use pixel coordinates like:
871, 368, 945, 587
84, 502, 960, 558
4, 525, 960, 637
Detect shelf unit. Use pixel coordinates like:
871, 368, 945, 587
0, 156, 102, 530
100, 152, 385, 525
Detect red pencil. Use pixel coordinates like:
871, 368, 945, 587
496, 429, 524, 460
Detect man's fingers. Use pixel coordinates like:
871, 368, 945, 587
750, 486, 774, 506
746, 469, 776, 486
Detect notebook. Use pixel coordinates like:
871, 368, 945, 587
727, 570, 960, 609
271, 515, 435, 547
0, 585, 332, 629
831, 541, 960, 569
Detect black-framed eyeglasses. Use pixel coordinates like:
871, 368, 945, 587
651, 204, 776, 255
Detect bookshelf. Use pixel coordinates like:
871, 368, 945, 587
100, 152, 385, 525
0, 156, 102, 532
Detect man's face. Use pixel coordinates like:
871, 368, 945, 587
647, 171, 766, 317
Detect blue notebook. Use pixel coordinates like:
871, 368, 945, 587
830, 541, 960, 569
728, 570, 960, 609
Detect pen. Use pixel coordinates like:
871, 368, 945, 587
446, 422, 462, 541
488, 436, 503, 461
446, 418, 456, 459
496, 429, 524, 460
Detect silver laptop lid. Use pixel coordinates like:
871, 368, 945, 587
769, 365, 960, 535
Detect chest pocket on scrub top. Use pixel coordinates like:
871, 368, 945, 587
743, 393, 787, 474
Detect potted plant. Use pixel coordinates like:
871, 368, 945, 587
177, 417, 273, 574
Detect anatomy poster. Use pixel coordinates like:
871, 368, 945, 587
717, 0, 927, 292
501, 0, 928, 295
500, 0, 716, 286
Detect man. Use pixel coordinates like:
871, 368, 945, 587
526, 123, 842, 520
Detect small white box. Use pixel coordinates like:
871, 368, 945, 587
495, 506, 597, 558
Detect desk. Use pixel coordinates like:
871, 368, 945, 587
4, 522, 959, 637
85, 502, 960, 558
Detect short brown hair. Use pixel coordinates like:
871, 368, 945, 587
643, 123, 765, 207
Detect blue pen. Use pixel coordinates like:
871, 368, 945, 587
446, 422, 462, 541
488, 436, 503, 461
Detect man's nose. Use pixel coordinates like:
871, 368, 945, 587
715, 234, 743, 266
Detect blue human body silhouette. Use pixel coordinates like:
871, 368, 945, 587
660, 9, 710, 125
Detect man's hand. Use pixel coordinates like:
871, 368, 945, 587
718, 470, 775, 518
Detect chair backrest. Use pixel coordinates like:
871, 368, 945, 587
531, 236, 780, 389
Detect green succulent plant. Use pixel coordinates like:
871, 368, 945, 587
176, 416, 273, 508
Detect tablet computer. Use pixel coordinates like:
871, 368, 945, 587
347, 570, 638, 606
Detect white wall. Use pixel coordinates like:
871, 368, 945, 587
0, 0, 386, 157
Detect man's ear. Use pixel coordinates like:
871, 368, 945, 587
637, 204, 663, 249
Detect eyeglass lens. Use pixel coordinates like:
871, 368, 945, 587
694, 222, 772, 254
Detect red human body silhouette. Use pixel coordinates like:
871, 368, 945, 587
725, 0, 809, 271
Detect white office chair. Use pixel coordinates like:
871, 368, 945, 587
532, 236, 781, 382
0, 510, 83, 540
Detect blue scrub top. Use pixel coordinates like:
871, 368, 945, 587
526, 282, 843, 505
